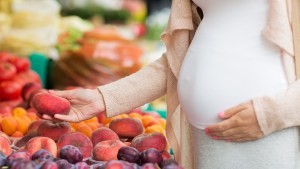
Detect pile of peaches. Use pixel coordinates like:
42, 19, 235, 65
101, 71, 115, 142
0, 92, 182, 168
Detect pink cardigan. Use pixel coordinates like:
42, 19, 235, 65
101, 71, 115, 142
98, 0, 299, 168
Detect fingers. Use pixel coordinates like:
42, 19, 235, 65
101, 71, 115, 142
54, 114, 76, 122
48, 90, 74, 99
42, 114, 53, 120
208, 127, 244, 138
219, 103, 247, 119
206, 116, 241, 133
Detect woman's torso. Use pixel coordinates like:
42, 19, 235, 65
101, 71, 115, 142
178, 0, 288, 129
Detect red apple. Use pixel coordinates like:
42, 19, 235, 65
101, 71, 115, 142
0, 62, 17, 82
0, 81, 22, 101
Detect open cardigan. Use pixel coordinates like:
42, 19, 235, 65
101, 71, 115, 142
98, 0, 300, 168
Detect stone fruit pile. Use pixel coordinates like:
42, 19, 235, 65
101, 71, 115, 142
0, 120, 183, 168
0, 107, 38, 138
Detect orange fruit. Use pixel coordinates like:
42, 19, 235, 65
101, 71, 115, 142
86, 122, 100, 131
85, 117, 98, 123
11, 131, 24, 138
70, 122, 86, 130
141, 115, 155, 128
13, 116, 29, 134
12, 107, 27, 116
128, 112, 142, 119
27, 112, 37, 121
119, 114, 129, 118
1, 117, 18, 136
158, 118, 166, 129
145, 125, 165, 134
101, 116, 113, 125
77, 125, 93, 138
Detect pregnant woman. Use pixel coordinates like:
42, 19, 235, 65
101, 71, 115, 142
43, 0, 300, 168
178, 0, 299, 168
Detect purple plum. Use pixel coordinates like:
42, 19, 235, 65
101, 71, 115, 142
117, 146, 140, 163
140, 148, 163, 165
59, 145, 83, 164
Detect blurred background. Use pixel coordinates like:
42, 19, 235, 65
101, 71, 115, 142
0, 0, 172, 113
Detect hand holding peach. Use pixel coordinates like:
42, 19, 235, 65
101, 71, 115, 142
42, 89, 105, 123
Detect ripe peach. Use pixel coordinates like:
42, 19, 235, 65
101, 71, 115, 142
24, 137, 57, 157
0, 136, 12, 156
32, 93, 71, 117
91, 127, 119, 146
21, 82, 42, 102
57, 132, 93, 159
27, 120, 44, 135
93, 140, 126, 161
109, 118, 144, 138
131, 132, 167, 152
37, 120, 71, 141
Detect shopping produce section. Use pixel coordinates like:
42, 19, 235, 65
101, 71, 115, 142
0, 0, 178, 168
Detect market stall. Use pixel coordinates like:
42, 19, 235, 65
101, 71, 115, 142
0, 0, 181, 168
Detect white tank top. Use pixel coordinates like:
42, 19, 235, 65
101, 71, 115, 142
178, 0, 288, 129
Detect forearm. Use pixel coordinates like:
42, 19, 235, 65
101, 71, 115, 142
253, 79, 300, 135
98, 54, 168, 118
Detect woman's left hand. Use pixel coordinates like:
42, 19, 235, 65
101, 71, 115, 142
206, 101, 264, 142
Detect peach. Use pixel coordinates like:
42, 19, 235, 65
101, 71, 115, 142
21, 82, 42, 101
37, 120, 71, 141
130, 132, 167, 152
57, 132, 93, 159
14, 132, 38, 148
109, 118, 144, 138
32, 93, 71, 116
91, 127, 119, 146
93, 140, 126, 161
161, 150, 172, 160
24, 137, 57, 157
0, 131, 11, 144
27, 120, 44, 135
0, 106, 12, 117
0, 136, 12, 156
103, 160, 135, 169
28, 89, 48, 108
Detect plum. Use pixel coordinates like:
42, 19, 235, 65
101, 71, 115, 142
140, 148, 163, 165
59, 145, 83, 164
117, 146, 140, 163
85, 157, 106, 165
41, 161, 58, 169
160, 159, 178, 168
55, 159, 68, 166
7, 151, 30, 164
90, 163, 105, 169
59, 163, 75, 169
75, 161, 89, 169
32, 149, 54, 161
10, 159, 36, 169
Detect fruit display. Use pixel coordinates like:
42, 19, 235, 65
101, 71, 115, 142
0, 96, 180, 168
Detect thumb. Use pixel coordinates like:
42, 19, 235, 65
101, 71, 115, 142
218, 104, 245, 119
48, 90, 73, 99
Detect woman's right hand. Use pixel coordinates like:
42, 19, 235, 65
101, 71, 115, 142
42, 88, 105, 123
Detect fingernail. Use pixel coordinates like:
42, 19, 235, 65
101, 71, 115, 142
48, 90, 54, 93
212, 136, 219, 140
205, 128, 210, 135
218, 112, 225, 118
226, 139, 232, 142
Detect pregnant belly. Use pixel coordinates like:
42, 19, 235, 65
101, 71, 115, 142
178, 46, 288, 129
